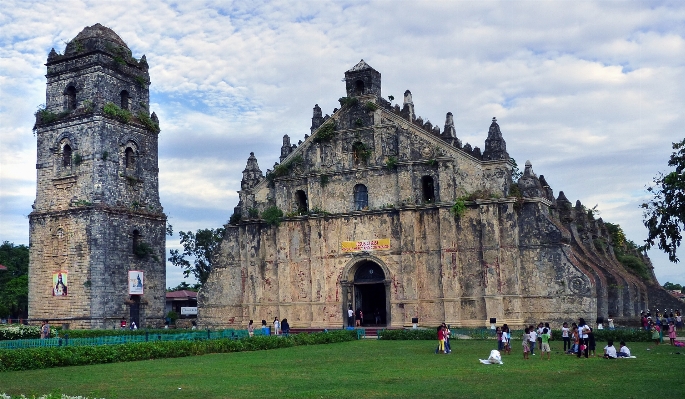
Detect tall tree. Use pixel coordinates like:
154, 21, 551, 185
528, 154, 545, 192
0, 242, 29, 319
642, 138, 685, 263
168, 228, 225, 286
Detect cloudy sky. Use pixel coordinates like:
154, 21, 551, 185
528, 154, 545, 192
1, 0, 684, 288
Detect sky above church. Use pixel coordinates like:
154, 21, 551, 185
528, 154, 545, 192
1, 0, 685, 289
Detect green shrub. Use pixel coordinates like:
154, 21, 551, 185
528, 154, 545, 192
103, 102, 132, 123
229, 212, 242, 225
338, 97, 359, 108
35, 108, 71, 125
385, 156, 398, 169
133, 242, 153, 259
450, 197, 467, 219
313, 121, 336, 143
378, 329, 436, 340
616, 253, 650, 280
0, 325, 56, 341
320, 174, 330, 187
261, 206, 284, 226
593, 328, 651, 343
136, 110, 160, 133
0, 330, 357, 372
352, 141, 372, 163
364, 101, 378, 112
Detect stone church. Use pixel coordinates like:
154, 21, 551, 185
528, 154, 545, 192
28, 24, 166, 329
199, 60, 680, 329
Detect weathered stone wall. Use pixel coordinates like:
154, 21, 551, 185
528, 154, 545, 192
200, 198, 602, 329
29, 24, 165, 329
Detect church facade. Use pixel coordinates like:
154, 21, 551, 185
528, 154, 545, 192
28, 24, 166, 329
199, 60, 669, 329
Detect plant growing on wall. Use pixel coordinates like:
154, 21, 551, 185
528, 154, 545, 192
364, 101, 378, 112
320, 174, 330, 188
338, 96, 359, 108
34, 105, 71, 126
450, 197, 467, 219
385, 156, 398, 169
103, 102, 132, 123
248, 208, 259, 218
134, 242, 154, 259
72, 152, 83, 166
137, 110, 160, 133
353, 141, 372, 164
261, 206, 284, 226
313, 121, 336, 143
270, 154, 304, 179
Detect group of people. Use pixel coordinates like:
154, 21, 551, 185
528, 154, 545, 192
347, 306, 382, 327
247, 317, 290, 337
485, 318, 641, 360
641, 310, 681, 346
436, 323, 452, 354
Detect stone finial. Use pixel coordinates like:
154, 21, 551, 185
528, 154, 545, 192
48, 48, 59, 61
463, 143, 473, 152
151, 112, 159, 124
539, 175, 556, 206
401, 90, 415, 121
472, 147, 482, 158
424, 120, 432, 132
482, 117, 509, 161
432, 126, 441, 136
140, 54, 149, 69
443, 112, 457, 138
311, 104, 323, 133
280, 135, 292, 162
556, 191, 574, 222
241, 152, 263, 190
518, 160, 545, 198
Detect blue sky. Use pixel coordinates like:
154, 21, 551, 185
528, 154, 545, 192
1, 0, 684, 288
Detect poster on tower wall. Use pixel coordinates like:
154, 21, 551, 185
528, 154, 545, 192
128, 271, 144, 295
52, 271, 68, 296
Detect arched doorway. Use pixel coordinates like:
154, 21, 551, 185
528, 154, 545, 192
353, 260, 387, 326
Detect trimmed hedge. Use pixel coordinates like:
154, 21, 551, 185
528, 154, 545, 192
0, 330, 356, 372
53, 328, 185, 339
379, 329, 436, 340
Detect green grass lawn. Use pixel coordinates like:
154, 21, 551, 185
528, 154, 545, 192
0, 340, 684, 398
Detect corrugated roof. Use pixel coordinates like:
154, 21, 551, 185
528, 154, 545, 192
166, 290, 198, 299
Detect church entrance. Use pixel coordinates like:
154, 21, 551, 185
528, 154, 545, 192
353, 261, 387, 326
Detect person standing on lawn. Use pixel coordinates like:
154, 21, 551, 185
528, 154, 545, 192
561, 322, 571, 352
436, 325, 445, 354
347, 306, 354, 327
668, 321, 677, 345
651, 321, 660, 345
522, 327, 530, 360
577, 318, 589, 358
443, 323, 451, 354
273, 317, 280, 335
248, 320, 254, 337
529, 325, 537, 356
540, 328, 551, 360
496, 326, 503, 352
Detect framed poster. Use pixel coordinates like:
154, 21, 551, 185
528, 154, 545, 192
128, 270, 144, 295
52, 270, 68, 296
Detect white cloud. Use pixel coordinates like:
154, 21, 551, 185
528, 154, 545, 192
1, 0, 684, 288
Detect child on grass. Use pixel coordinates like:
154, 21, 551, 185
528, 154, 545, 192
496, 326, 503, 352
562, 322, 570, 352
668, 321, 676, 346
616, 341, 631, 357
540, 328, 551, 360
529, 325, 537, 356
603, 340, 617, 359
522, 327, 530, 360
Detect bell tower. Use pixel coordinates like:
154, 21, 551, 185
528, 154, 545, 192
28, 24, 166, 329
344, 59, 381, 98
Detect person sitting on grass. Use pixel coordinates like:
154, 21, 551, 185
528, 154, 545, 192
616, 341, 631, 358
603, 340, 617, 359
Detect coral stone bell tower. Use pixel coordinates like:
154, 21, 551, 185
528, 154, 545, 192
28, 24, 166, 329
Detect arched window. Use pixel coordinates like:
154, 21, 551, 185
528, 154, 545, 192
62, 144, 72, 167
66, 86, 77, 110
355, 80, 364, 95
132, 230, 141, 254
125, 147, 135, 169
120, 90, 130, 110
422, 176, 435, 203
295, 190, 308, 214
354, 184, 368, 210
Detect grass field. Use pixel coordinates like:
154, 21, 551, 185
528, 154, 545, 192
1, 340, 684, 398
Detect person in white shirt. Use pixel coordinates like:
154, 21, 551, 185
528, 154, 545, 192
273, 317, 280, 336
603, 340, 617, 359
616, 341, 631, 357
529, 325, 538, 356
577, 318, 589, 358
561, 322, 571, 352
